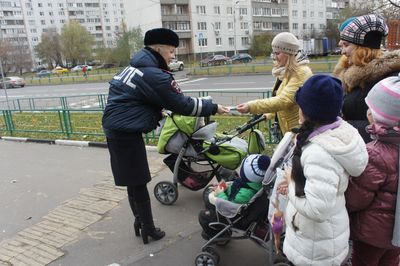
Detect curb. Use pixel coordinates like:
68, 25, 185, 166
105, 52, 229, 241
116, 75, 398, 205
0, 136, 158, 152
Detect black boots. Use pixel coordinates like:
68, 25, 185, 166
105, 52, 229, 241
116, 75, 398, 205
130, 199, 165, 244
128, 195, 141, 237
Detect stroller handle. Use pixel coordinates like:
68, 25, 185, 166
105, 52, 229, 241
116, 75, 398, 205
236, 114, 266, 134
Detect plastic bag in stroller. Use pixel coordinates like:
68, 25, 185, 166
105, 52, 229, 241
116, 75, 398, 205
195, 132, 295, 266
154, 113, 266, 205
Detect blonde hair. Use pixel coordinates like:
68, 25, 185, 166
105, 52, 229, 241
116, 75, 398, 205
284, 54, 299, 79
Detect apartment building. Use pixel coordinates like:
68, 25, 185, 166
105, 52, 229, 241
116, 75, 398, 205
289, 0, 327, 39
0, 0, 126, 68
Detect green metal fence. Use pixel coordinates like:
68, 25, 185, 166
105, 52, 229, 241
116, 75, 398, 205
0, 89, 275, 143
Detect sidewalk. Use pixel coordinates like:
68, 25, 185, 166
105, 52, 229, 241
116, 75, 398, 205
0, 140, 269, 266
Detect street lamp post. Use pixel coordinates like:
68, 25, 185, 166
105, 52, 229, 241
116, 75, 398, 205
233, 1, 239, 55
0, 17, 11, 111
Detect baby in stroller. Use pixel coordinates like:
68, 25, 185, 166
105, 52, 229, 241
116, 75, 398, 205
195, 132, 295, 266
199, 154, 271, 240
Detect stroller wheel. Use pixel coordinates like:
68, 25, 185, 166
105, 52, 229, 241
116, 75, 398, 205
195, 252, 218, 266
153, 181, 178, 205
203, 246, 220, 263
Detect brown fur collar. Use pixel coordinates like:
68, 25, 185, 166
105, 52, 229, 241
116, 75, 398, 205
333, 50, 400, 92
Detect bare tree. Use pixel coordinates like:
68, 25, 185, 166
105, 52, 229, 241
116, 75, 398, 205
35, 29, 63, 69
12, 37, 33, 75
0, 36, 31, 75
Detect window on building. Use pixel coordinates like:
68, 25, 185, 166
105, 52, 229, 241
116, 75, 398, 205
216, 38, 222, 46
48, 3, 52, 7
179, 40, 187, 48
253, 21, 262, 30
196, 6, 206, 14
229, 37, 234, 47
292, 10, 297, 17
310, 11, 314, 17
293, 23, 298, 30
319, 24, 325, 29
292, 0, 297, 3
197, 22, 207, 30
214, 22, 221, 30
253, 7, 261, 16
39, 12, 44, 16
198, 38, 207, 47
262, 8, 271, 16
41, 20, 45, 25
319, 12, 323, 18
214, 6, 220, 14
177, 5, 187, 15
262, 21, 272, 30
240, 22, 249, 29
227, 7, 233, 14
38, 3, 42, 7
310, 24, 314, 29
49, 11, 53, 16
239, 8, 247, 15
303, 11, 306, 17
241, 37, 249, 46
303, 23, 307, 29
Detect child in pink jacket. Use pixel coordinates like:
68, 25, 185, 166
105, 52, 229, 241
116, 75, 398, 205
345, 74, 400, 266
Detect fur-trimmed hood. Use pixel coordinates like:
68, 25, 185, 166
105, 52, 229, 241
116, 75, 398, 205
333, 50, 400, 92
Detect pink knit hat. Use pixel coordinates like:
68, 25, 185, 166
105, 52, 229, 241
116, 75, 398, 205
365, 74, 400, 127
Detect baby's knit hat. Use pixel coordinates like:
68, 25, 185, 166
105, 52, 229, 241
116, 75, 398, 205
296, 74, 343, 122
239, 154, 270, 183
339, 14, 388, 49
365, 74, 400, 127
144, 28, 179, 47
271, 32, 300, 55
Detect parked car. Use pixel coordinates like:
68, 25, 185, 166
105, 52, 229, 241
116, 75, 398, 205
71, 65, 93, 72
230, 53, 253, 64
52, 66, 69, 74
0, 76, 26, 88
36, 70, 53, 78
200, 55, 231, 67
168, 59, 184, 71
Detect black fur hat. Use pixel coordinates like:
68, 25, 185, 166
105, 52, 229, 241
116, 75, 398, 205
144, 28, 179, 47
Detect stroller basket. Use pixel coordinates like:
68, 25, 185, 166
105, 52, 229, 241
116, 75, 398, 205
163, 154, 216, 191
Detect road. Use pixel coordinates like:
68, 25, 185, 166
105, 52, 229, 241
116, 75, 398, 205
0, 73, 276, 100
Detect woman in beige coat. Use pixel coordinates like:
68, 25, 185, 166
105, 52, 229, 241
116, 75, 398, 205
237, 32, 312, 134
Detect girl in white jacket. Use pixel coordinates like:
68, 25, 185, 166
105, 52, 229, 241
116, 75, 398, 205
278, 74, 368, 265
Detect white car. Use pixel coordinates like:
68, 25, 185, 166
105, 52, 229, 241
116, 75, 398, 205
71, 65, 92, 72
1, 76, 26, 88
168, 59, 184, 71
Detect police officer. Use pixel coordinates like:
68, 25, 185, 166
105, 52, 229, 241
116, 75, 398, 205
102, 28, 229, 244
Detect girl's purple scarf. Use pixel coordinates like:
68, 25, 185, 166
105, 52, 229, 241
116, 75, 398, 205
307, 117, 343, 140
